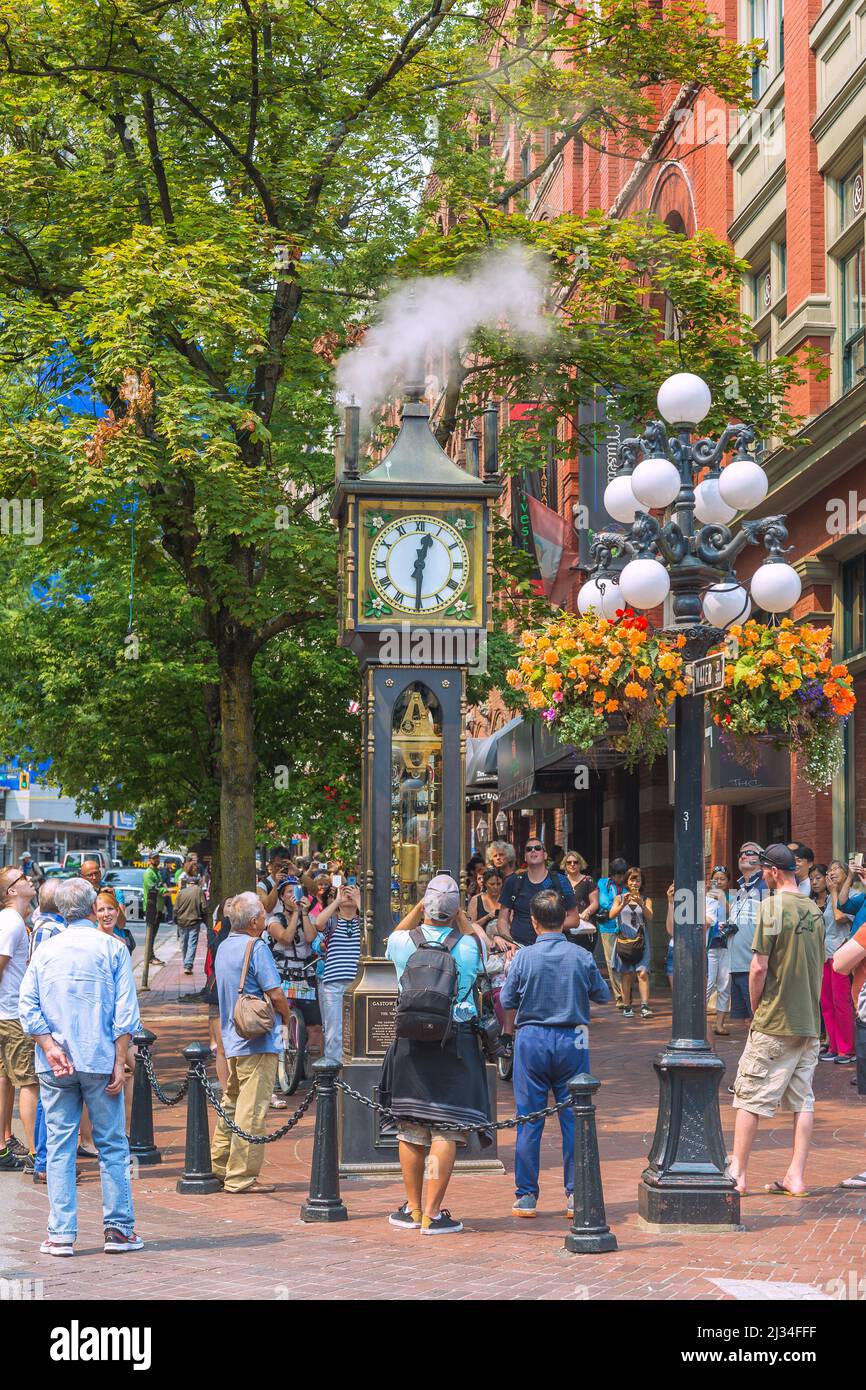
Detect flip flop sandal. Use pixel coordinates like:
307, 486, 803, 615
840, 1173, 866, 1188
764, 1181, 811, 1197
270, 1097, 288, 1110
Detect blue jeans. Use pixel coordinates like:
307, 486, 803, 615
512, 1024, 589, 1199
179, 923, 201, 969
319, 979, 349, 1064
39, 1070, 135, 1243
34, 1096, 47, 1175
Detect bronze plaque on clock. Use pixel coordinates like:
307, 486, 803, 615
366, 994, 398, 1055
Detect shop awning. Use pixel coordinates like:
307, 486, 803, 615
465, 716, 523, 801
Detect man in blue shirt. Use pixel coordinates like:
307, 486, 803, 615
18, 877, 142, 1257
212, 891, 291, 1194
500, 888, 610, 1219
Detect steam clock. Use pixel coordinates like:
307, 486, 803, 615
331, 382, 502, 1171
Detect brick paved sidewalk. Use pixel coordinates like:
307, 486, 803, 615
2, 946, 865, 1301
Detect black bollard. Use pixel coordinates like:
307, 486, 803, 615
300, 1060, 348, 1223
564, 1072, 618, 1254
176, 1042, 222, 1195
129, 1029, 161, 1166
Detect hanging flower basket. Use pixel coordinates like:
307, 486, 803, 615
708, 619, 855, 793
506, 608, 689, 769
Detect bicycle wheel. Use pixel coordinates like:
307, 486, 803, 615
497, 1048, 513, 1083
277, 1008, 307, 1095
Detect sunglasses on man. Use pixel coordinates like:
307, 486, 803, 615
525, 844, 545, 853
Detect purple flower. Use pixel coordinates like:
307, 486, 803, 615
542, 708, 557, 721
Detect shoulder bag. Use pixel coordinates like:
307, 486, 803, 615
232, 937, 276, 1040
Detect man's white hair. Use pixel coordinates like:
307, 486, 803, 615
228, 891, 264, 931
55, 877, 97, 922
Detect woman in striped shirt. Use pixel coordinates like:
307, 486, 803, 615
302, 884, 362, 1065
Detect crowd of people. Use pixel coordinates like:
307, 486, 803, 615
1, 829, 865, 1251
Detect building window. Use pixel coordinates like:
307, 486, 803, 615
776, 239, 787, 294
753, 334, 770, 363
520, 140, 532, 181
778, 0, 784, 68
750, 263, 771, 318
842, 246, 866, 391
843, 553, 866, 657
749, 0, 769, 99
840, 167, 864, 233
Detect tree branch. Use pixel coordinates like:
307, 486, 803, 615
494, 106, 599, 206
251, 609, 318, 655
141, 87, 175, 231
239, 0, 259, 163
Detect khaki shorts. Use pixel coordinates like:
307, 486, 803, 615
0, 1018, 38, 1087
397, 1122, 468, 1148
732, 1029, 820, 1118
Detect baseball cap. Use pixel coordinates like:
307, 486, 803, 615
759, 844, 796, 871
423, 873, 461, 924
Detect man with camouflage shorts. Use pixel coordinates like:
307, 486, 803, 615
728, 844, 824, 1197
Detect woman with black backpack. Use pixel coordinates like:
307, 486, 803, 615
609, 867, 653, 1019
382, 873, 491, 1236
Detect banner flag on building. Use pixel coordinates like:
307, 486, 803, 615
526, 494, 578, 608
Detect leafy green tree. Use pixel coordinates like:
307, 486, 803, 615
0, 1, 814, 892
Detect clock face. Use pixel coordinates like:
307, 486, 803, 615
369, 514, 469, 615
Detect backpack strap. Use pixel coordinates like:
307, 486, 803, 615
409, 927, 427, 949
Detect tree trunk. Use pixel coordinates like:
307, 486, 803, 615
218, 630, 257, 897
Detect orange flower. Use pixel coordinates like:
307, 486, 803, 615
676, 634, 687, 648
637, 664, 652, 680
624, 681, 646, 699
605, 699, 620, 713
505, 669, 521, 687
831, 664, 849, 679
547, 673, 562, 691
543, 649, 558, 666
592, 690, 606, 704
528, 690, 546, 710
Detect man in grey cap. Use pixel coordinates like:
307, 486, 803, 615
383, 875, 488, 1235
728, 844, 824, 1197
727, 841, 769, 1027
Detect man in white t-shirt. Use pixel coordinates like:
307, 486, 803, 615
0, 865, 38, 1170
788, 843, 815, 896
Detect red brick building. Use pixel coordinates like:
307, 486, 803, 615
464, 0, 866, 921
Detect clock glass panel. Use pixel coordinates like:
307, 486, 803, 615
370, 514, 469, 616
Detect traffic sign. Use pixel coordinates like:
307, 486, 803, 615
687, 652, 726, 695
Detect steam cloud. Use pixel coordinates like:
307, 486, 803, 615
335, 245, 551, 409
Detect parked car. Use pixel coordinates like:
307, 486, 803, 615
102, 867, 146, 924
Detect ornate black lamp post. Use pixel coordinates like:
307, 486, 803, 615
582, 372, 802, 1227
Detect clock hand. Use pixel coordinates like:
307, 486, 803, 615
412, 534, 433, 611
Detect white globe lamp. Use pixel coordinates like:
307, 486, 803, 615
657, 372, 712, 426
717, 458, 768, 512
597, 579, 624, 621
630, 456, 681, 509
750, 562, 801, 614
693, 477, 736, 525
577, 578, 605, 616
702, 583, 751, 628
618, 557, 671, 610
604, 474, 648, 524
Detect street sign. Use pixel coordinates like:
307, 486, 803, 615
687, 652, 726, 695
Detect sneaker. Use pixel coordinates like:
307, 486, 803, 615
183, 966, 193, 975
0, 1146, 24, 1172
615, 1001, 625, 1011
566, 1194, 574, 1218
6, 1135, 27, 1157
33, 1171, 47, 1186
103, 1228, 144, 1253
622, 1007, 634, 1018
511, 1194, 538, 1218
40, 1238, 74, 1257
727, 1084, 737, 1094
388, 1202, 422, 1229
819, 1051, 839, 1062
20, 1151, 36, 1173
640, 1005, 654, 1018
420, 1209, 463, 1235
835, 1054, 856, 1066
